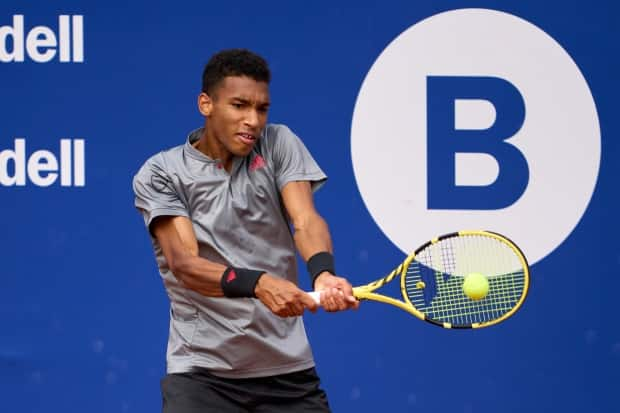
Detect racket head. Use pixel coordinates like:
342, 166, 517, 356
399, 230, 529, 329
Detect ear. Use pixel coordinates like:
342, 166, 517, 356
198, 92, 213, 116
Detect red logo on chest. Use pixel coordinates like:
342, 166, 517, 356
249, 155, 266, 172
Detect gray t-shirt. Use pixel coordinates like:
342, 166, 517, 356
133, 124, 327, 378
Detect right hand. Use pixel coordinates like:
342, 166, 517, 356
254, 273, 318, 317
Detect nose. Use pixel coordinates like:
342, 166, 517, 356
244, 109, 259, 128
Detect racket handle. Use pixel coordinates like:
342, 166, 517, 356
308, 291, 322, 305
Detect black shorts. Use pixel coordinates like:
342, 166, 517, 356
161, 367, 331, 413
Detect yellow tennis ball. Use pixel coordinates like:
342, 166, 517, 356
462, 273, 489, 300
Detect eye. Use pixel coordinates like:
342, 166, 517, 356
231, 103, 243, 109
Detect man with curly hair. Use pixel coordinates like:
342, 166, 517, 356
133, 48, 358, 412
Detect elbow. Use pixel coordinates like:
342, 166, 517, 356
166, 239, 199, 274
168, 255, 199, 291
292, 211, 324, 233
167, 251, 193, 278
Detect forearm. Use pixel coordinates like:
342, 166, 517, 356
293, 212, 333, 260
280, 181, 357, 310
293, 213, 358, 310
168, 252, 227, 297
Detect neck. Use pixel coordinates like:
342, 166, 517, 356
194, 128, 233, 171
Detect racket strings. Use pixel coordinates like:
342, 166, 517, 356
404, 234, 526, 326
407, 273, 524, 322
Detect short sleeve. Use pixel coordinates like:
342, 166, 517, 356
132, 154, 189, 230
267, 125, 327, 191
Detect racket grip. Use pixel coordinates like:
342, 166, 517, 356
308, 291, 322, 305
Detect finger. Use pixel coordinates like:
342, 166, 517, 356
276, 308, 290, 317
344, 292, 358, 308
329, 288, 357, 311
324, 289, 343, 311
347, 296, 360, 310
333, 288, 350, 311
291, 300, 306, 316
275, 301, 295, 317
335, 292, 350, 311
320, 288, 335, 311
333, 280, 357, 309
296, 290, 314, 315
325, 288, 344, 312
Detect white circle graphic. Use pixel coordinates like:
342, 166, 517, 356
351, 8, 600, 264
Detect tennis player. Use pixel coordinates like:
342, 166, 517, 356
133, 48, 358, 412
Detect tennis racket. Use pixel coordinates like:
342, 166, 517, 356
309, 230, 529, 329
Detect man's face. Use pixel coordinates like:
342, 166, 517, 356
200, 76, 270, 158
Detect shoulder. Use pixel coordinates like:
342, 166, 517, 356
137, 144, 185, 173
264, 123, 298, 140
133, 144, 185, 191
259, 124, 300, 150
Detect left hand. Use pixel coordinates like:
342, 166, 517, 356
314, 272, 360, 312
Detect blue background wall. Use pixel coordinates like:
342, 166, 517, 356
1, 1, 618, 412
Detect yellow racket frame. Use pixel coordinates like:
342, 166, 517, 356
351, 230, 530, 329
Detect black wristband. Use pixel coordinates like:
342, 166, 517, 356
220, 267, 265, 298
306, 252, 335, 288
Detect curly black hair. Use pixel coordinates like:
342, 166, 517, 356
201, 49, 271, 95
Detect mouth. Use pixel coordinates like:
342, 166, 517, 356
237, 132, 257, 146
